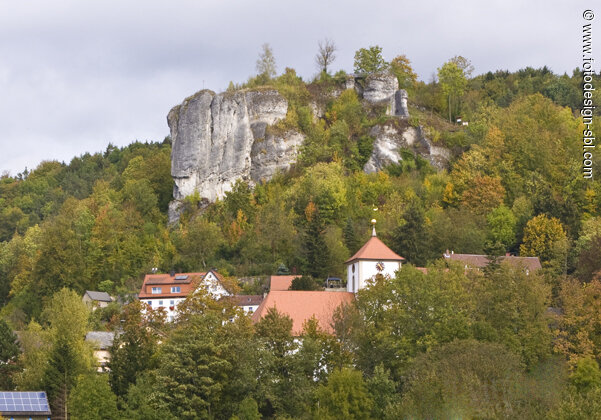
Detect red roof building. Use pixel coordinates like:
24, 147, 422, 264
251, 290, 355, 335
139, 270, 230, 321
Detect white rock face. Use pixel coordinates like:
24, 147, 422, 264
364, 124, 450, 173
168, 89, 303, 207
362, 73, 399, 103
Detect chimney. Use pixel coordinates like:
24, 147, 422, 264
169, 269, 175, 277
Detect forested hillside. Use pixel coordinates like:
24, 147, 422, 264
2, 47, 601, 418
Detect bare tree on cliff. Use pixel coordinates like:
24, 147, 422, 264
315, 38, 337, 75
256, 43, 277, 81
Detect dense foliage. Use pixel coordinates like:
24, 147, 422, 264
2, 45, 601, 418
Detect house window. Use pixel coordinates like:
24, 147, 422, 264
170, 300, 175, 306
147, 301, 152, 306
151, 287, 161, 294
171, 286, 181, 293
159, 300, 163, 306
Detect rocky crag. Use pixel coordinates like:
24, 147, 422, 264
168, 73, 450, 222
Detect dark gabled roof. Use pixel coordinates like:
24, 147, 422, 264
85, 331, 116, 349
231, 295, 264, 306
84, 291, 112, 302
446, 254, 542, 271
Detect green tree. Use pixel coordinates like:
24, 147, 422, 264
0, 319, 20, 389
233, 397, 261, 420
43, 338, 90, 419
471, 264, 552, 368
354, 265, 473, 381
290, 275, 321, 291
353, 46, 388, 75
438, 60, 468, 121
487, 205, 517, 250
314, 367, 373, 420
154, 314, 257, 420
254, 308, 310, 417
70, 374, 119, 420
400, 340, 530, 419
367, 364, 399, 420
391, 199, 429, 266
570, 357, 601, 392
109, 300, 164, 398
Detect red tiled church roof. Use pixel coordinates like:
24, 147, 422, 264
251, 291, 355, 335
345, 236, 404, 264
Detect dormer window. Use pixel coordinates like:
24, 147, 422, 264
151, 287, 162, 294
171, 286, 181, 293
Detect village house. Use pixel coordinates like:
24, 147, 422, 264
85, 331, 116, 372
443, 250, 542, 274
82, 290, 113, 310
138, 270, 230, 321
230, 295, 263, 314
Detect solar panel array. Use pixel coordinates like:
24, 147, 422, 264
0, 391, 51, 414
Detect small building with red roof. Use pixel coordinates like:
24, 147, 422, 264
345, 220, 404, 293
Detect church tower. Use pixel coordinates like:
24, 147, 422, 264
345, 220, 405, 293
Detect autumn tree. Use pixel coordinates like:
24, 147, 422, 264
315, 38, 337, 74
390, 54, 418, 89
461, 175, 506, 216
555, 278, 601, 364
520, 214, 567, 263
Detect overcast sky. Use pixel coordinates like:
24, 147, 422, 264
0, 0, 596, 175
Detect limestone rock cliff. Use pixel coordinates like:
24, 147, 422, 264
168, 73, 449, 222
168, 88, 303, 220
364, 123, 451, 173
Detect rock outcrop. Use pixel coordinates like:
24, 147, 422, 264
168, 89, 303, 220
167, 73, 450, 222
364, 123, 451, 173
